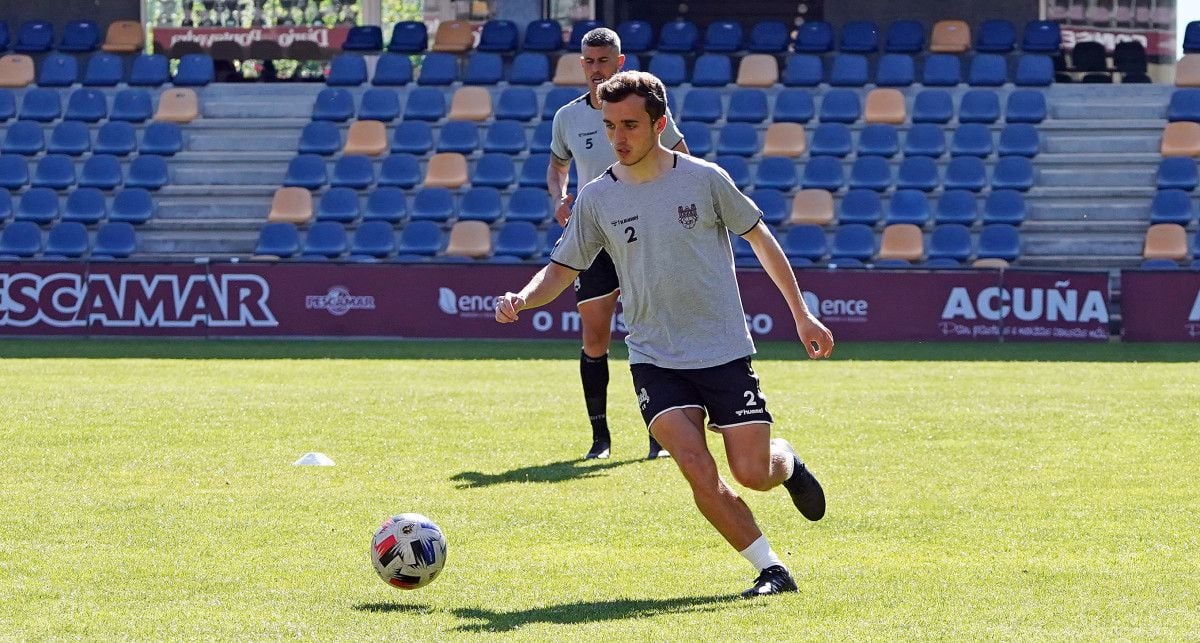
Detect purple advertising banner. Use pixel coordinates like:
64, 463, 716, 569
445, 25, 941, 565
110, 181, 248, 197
0, 263, 1109, 342
1120, 271, 1200, 342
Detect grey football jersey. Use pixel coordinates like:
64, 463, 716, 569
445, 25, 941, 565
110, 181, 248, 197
550, 93, 684, 185
551, 154, 764, 369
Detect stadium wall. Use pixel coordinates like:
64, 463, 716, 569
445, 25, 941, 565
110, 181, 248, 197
823, 0, 1040, 30
0, 0, 140, 32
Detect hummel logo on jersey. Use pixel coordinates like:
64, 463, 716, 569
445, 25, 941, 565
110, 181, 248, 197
677, 203, 699, 229
637, 387, 650, 410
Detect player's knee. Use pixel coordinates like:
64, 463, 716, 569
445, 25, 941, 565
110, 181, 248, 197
580, 327, 611, 353
672, 449, 718, 487
729, 458, 772, 491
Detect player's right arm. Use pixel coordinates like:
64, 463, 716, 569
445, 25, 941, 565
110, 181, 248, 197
495, 262, 581, 323
547, 155, 574, 227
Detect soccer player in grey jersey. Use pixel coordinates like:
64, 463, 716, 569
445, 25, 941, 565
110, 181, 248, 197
549, 27, 689, 462
497, 71, 835, 598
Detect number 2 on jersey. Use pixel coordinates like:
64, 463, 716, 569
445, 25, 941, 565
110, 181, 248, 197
624, 226, 638, 243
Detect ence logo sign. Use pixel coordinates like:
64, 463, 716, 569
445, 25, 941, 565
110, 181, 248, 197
437, 287, 497, 319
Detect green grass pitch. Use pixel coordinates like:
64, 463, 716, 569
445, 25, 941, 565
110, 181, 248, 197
1, 339, 1198, 639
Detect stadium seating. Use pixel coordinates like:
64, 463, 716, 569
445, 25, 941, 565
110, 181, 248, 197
493, 221, 539, 260
102, 20, 144, 53
0, 220, 41, 257
83, 52, 124, 86
976, 19, 1016, 53
110, 189, 154, 224
977, 224, 1021, 261
692, 54, 733, 87
616, 20, 654, 53
388, 22, 428, 54
16, 187, 59, 224
432, 20, 473, 53
858, 124, 899, 157
373, 54, 413, 86
930, 20, 971, 53
794, 21, 833, 53
48, 121, 91, 156
472, 154, 515, 189
831, 224, 876, 262
885, 20, 925, 53
331, 155, 376, 189
1022, 20, 1061, 53
849, 157, 891, 191
79, 154, 123, 190
44, 221, 90, 258
507, 188, 551, 224
1157, 158, 1198, 190
328, 54, 367, 86
0, 155, 29, 188
255, 222, 301, 257
879, 223, 924, 261
781, 54, 823, 87
1143, 223, 1188, 261
477, 20, 518, 53
921, 54, 962, 86
875, 54, 915, 87
173, 54, 214, 86
404, 87, 447, 121
59, 19, 100, 52
33, 154, 76, 189
509, 53, 550, 85
349, 221, 396, 260
155, 89, 199, 124
658, 19, 699, 52
886, 190, 930, 226
3, 120, 45, 155
928, 224, 973, 262
38, 53, 78, 87
359, 88, 401, 122
748, 21, 789, 53
809, 123, 852, 156
363, 187, 407, 222
343, 25, 384, 52
0, 54, 33, 87
840, 20, 879, 53
15, 20, 53, 54
62, 189, 106, 225
983, 190, 1028, 225
829, 54, 869, 86
111, 89, 152, 122
303, 221, 348, 259
1149, 189, 1195, 225
378, 154, 421, 188
897, 156, 940, 191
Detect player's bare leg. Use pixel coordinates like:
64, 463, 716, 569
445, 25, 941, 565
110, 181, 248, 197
724, 424, 825, 521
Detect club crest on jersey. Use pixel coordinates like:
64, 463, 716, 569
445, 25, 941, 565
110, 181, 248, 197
677, 203, 699, 229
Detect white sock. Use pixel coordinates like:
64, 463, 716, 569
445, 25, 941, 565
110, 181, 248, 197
778, 447, 796, 479
739, 534, 784, 572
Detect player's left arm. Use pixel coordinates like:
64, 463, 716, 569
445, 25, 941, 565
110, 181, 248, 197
742, 222, 835, 359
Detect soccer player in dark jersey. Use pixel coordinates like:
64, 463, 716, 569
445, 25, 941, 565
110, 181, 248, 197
497, 71, 835, 598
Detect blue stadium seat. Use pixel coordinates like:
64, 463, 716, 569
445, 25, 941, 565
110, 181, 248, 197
518, 154, 551, 189
303, 221, 348, 258
1157, 157, 1198, 190
977, 19, 1016, 53
391, 121, 432, 154
18, 187, 60, 225
477, 20, 519, 53
410, 188, 454, 222
959, 89, 1001, 123
1006, 89, 1047, 123
343, 25, 384, 51
829, 54, 869, 86
110, 188, 155, 224
404, 87, 446, 121
681, 89, 722, 123
912, 90, 952, 124
839, 189, 882, 225
0, 21, 8, 52
704, 20, 743, 53
350, 220, 396, 259
819, 89, 861, 123
802, 156, 844, 190
83, 52, 124, 86
126, 155, 167, 190
748, 21, 790, 53
1022, 20, 1061, 53
620, 54, 642, 71
831, 223, 875, 261
173, 54, 213, 86
715, 155, 751, 190
44, 221, 89, 257
32, 154, 74, 189
754, 157, 798, 191
0, 220, 41, 256
647, 54, 687, 87
951, 123, 994, 157
928, 224, 972, 262
38, 53, 78, 87
1185, 21, 1200, 54
921, 54, 962, 86
858, 124, 899, 157
459, 186, 503, 223
417, 52, 459, 85
782, 224, 827, 263
493, 221, 539, 260
0, 155, 29, 188
255, 222, 299, 257
781, 54, 823, 87
1149, 189, 1194, 224
507, 187, 551, 224
658, 19, 699, 53
944, 156, 987, 191
524, 19, 563, 51
331, 155, 375, 189
59, 19, 99, 52
904, 124, 948, 158
141, 122, 182, 156
21, 88, 60, 122
991, 156, 1034, 191
3, 120, 43, 155
542, 87, 579, 120
716, 123, 758, 157
840, 20, 879, 53
897, 156, 939, 191
473, 153, 515, 189
793, 21, 833, 53
885, 20, 925, 53
65, 88, 107, 122
849, 156, 891, 191
540, 223, 565, 258
313, 88, 355, 121
129, 54, 169, 87
875, 54, 915, 87
327, 53, 367, 86
363, 186, 408, 221
298, 121, 340, 155
62, 188, 106, 225
111, 89, 152, 122
79, 154, 123, 189
48, 121, 91, 156
0, 90, 13, 121
495, 87, 538, 121
397, 220, 444, 255
483, 120, 527, 154
692, 54, 733, 87
886, 189, 930, 225
388, 21, 428, 54
1141, 258, 1181, 270
809, 122, 852, 157
936, 190, 978, 225
613, 20, 653, 54
998, 124, 1039, 157
372, 54, 413, 86
727, 89, 768, 123
677, 121, 711, 157
283, 154, 327, 189
530, 121, 553, 153
316, 187, 360, 222
982, 190, 1027, 225
508, 53, 550, 85
977, 223, 1021, 261
968, 54, 1008, 86
1168, 89, 1200, 122
749, 189, 788, 226
436, 121, 479, 154
463, 52, 503, 85
1015, 55, 1054, 86
773, 89, 814, 122
14, 20, 53, 54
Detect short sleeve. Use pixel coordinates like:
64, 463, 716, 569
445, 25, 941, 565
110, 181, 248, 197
710, 166, 763, 236
550, 108, 572, 162
660, 107, 685, 151
549, 190, 604, 270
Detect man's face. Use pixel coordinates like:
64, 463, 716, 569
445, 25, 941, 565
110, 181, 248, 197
580, 45, 624, 92
602, 93, 664, 166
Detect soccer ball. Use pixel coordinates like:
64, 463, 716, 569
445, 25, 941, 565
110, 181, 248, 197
370, 513, 448, 590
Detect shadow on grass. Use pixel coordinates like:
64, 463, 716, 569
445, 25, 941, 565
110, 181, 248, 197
352, 602, 433, 614
449, 594, 741, 632
450, 458, 641, 489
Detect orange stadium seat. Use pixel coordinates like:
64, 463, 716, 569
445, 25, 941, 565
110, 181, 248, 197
1176, 54, 1200, 87
736, 54, 779, 87
268, 187, 314, 224
552, 54, 587, 86
879, 223, 925, 261
762, 123, 807, 157
0, 54, 34, 87
431, 20, 474, 53
972, 257, 1009, 269
448, 86, 493, 121
424, 152, 468, 188
865, 88, 906, 124
1161, 121, 1200, 156
445, 220, 492, 258
155, 88, 199, 123
930, 20, 971, 53
102, 20, 145, 53
790, 189, 835, 226
1143, 223, 1189, 260
343, 120, 388, 156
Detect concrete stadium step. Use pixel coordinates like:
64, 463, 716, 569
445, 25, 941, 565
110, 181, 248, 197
1041, 133, 1162, 154
172, 163, 286, 185
1017, 255, 1141, 270
1033, 152, 1162, 165
1021, 231, 1144, 256
1022, 220, 1149, 234
1027, 186, 1156, 199
146, 218, 264, 232
1050, 102, 1167, 120
137, 229, 259, 254
1029, 199, 1151, 222
159, 185, 282, 197
155, 198, 271, 220
1034, 167, 1156, 187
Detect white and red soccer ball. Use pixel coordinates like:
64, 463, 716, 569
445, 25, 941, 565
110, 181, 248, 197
370, 513, 448, 590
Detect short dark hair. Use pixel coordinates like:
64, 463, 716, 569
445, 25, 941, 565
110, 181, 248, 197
581, 27, 621, 52
597, 71, 667, 124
